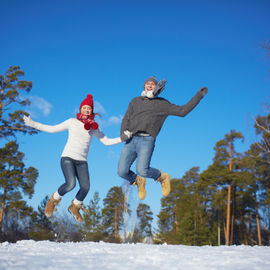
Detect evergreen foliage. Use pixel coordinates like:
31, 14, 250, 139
0, 66, 269, 245
81, 191, 103, 241
0, 141, 38, 233
102, 186, 126, 242
28, 196, 56, 241
0, 66, 38, 139
135, 203, 153, 241
156, 129, 270, 246
0, 66, 39, 241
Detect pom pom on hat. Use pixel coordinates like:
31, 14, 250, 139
80, 94, 94, 111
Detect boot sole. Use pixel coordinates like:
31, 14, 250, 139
68, 207, 83, 223
44, 212, 52, 218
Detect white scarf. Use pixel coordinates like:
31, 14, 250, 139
141, 90, 155, 99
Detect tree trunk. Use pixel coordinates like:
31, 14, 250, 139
248, 212, 253, 245
173, 205, 178, 235
114, 207, 118, 239
225, 182, 231, 245
0, 184, 8, 232
218, 223, 221, 246
240, 209, 248, 245
255, 198, 262, 246
196, 192, 203, 225
194, 215, 197, 246
225, 142, 232, 245
230, 210, 234, 245
230, 185, 235, 245
223, 222, 227, 242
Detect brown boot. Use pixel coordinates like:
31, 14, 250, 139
68, 200, 87, 223
44, 193, 61, 217
156, 172, 171, 197
133, 176, 146, 200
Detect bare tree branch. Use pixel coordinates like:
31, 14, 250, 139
253, 117, 270, 134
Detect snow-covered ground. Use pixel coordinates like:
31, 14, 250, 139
0, 240, 269, 270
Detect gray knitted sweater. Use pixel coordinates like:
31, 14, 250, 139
120, 90, 205, 138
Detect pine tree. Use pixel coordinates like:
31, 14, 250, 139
157, 179, 181, 244
1, 201, 36, 242
0, 66, 39, 240
28, 196, 56, 240
156, 127, 269, 245
81, 191, 103, 241
136, 203, 153, 242
157, 169, 212, 245
241, 144, 270, 245
0, 141, 38, 232
199, 166, 225, 245
252, 111, 270, 203
212, 130, 244, 245
180, 167, 211, 245
102, 186, 126, 242
0, 66, 37, 139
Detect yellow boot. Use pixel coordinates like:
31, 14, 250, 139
156, 172, 171, 197
68, 200, 87, 223
133, 176, 146, 200
44, 193, 61, 217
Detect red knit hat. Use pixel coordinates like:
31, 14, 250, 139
80, 94, 94, 112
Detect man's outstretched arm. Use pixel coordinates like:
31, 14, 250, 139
167, 87, 208, 117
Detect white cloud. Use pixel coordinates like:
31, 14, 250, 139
93, 101, 122, 126
107, 115, 123, 125
29, 96, 53, 116
98, 115, 123, 127
94, 101, 106, 115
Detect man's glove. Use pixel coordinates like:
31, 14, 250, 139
23, 115, 37, 128
120, 130, 132, 142
153, 79, 167, 97
199, 87, 208, 97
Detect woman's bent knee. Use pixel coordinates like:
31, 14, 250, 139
66, 182, 76, 192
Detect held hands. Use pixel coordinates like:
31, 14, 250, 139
120, 130, 132, 142
199, 87, 208, 97
23, 115, 36, 128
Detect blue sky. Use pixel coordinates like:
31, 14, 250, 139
1, 0, 270, 229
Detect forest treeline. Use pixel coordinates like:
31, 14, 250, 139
0, 66, 269, 245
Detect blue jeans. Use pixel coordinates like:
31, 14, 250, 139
58, 157, 90, 201
118, 136, 161, 184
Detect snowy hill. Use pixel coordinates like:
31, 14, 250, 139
0, 240, 270, 270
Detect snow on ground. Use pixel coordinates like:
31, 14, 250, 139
0, 240, 269, 270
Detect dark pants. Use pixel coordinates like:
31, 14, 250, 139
58, 157, 90, 201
